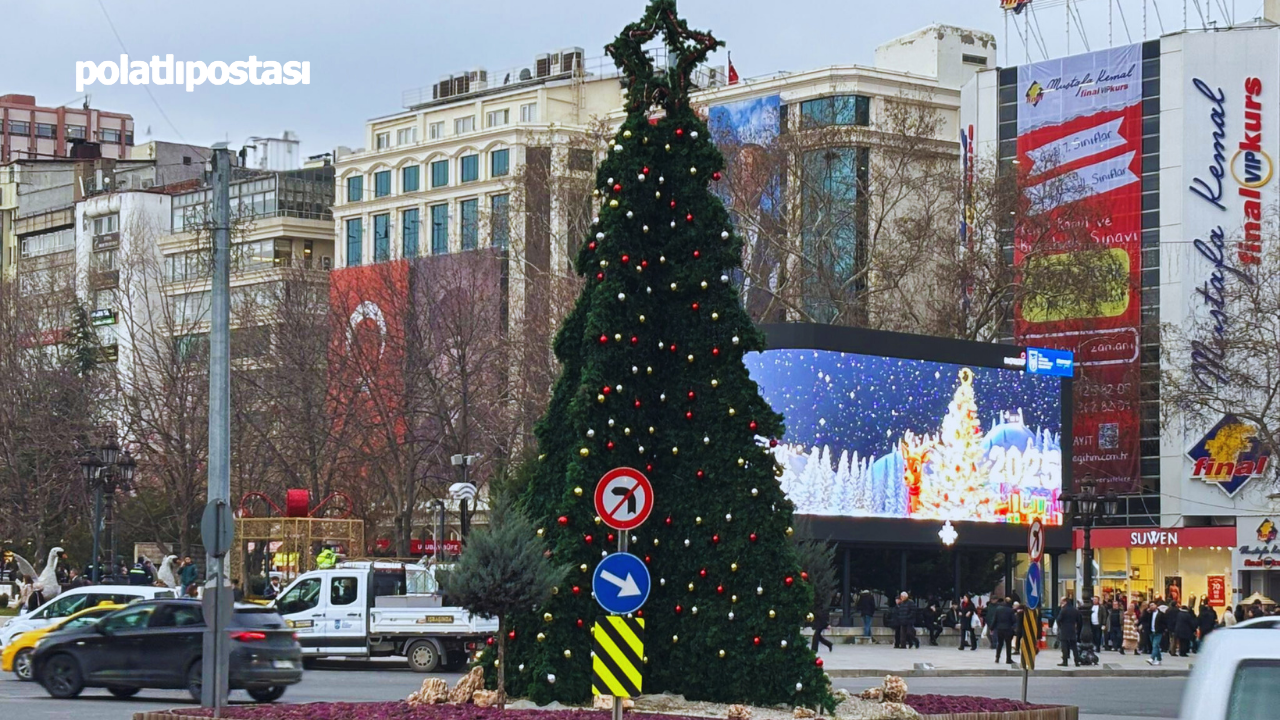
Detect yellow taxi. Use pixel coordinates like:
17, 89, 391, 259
2, 602, 123, 681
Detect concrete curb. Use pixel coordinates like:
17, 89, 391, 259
827, 668, 1189, 679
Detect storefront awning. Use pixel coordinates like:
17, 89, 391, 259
1072, 525, 1235, 550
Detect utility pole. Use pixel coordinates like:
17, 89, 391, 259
201, 145, 233, 717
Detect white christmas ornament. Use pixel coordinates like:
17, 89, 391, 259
548, 674, 557, 684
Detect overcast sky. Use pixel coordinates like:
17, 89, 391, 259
1, 0, 1256, 156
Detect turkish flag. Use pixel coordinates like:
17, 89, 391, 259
728, 52, 739, 84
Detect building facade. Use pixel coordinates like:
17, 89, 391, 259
1, 94, 133, 163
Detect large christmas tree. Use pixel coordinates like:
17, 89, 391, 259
503, 0, 830, 708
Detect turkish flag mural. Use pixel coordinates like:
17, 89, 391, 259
1015, 44, 1144, 492
329, 260, 410, 449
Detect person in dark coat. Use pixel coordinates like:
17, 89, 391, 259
1174, 604, 1195, 657
958, 596, 978, 651
892, 592, 917, 649
992, 597, 1017, 664
1147, 602, 1168, 665
1138, 603, 1153, 654
925, 601, 944, 645
1164, 602, 1180, 655
810, 600, 834, 653
856, 591, 877, 640
1197, 604, 1217, 648
1056, 598, 1083, 666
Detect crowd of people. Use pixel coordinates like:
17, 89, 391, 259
0, 552, 205, 610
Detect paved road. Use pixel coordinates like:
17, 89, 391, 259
1, 661, 1183, 720
833, 677, 1185, 720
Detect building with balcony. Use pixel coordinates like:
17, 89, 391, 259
1, 94, 134, 163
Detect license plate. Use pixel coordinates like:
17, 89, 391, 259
272, 660, 295, 669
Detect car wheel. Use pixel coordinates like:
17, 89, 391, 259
13, 648, 34, 681
247, 685, 287, 703
42, 654, 84, 699
405, 640, 440, 672
108, 687, 140, 699
186, 659, 203, 703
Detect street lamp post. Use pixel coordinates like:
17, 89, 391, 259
449, 454, 478, 542
1062, 475, 1120, 608
80, 437, 136, 583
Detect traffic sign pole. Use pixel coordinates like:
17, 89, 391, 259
613, 530, 625, 720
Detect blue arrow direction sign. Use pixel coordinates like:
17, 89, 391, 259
593, 552, 651, 615
1024, 563, 1043, 610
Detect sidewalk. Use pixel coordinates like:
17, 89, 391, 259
815, 640, 1192, 678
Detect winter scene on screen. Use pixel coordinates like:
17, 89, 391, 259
744, 348, 1065, 525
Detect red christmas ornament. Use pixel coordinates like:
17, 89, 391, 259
815, 658, 824, 667
642, 166, 650, 174
665, 516, 673, 525
769, 439, 779, 447
691, 303, 700, 311
750, 533, 758, 542
602, 385, 612, 395
670, 200, 677, 209
712, 534, 720, 544
634, 400, 642, 408
572, 585, 581, 595
801, 572, 809, 581
716, 585, 725, 594
675, 605, 683, 614
749, 421, 758, 431
612, 183, 622, 193
631, 336, 639, 345
487, 637, 495, 645
784, 576, 794, 586
676, 128, 685, 136
621, 254, 630, 264
509, 630, 517, 640
696, 470, 705, 479
712, 347, 720, 356
693, 250, 701, 258
644, 555, 651, 564
645, 463, 653, 472
753, 636, 761, 646
607, 533, 616, 543
670, 343, 677, 352
598, 334, 608, 344
584, 535, 593, 544
577, 618, 584, 628
713, 171, 722, 181
640, 260, 649, 268
685, 411, 693, 420
557, 516, 569, 526
686, 213, 694, 223
687, 391, 696, 400
699, 568, 708, 578
636, 610, 644, 618
588, 241, 597, 251
606, 441, 615, 450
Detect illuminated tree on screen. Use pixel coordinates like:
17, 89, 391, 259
501, 0, 831, 709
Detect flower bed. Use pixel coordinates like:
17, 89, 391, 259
904, 695, 1078, 720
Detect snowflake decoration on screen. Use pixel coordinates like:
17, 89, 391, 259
939, 520, 958, 546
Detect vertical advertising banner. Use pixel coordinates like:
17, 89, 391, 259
1205, 575, 1227, 607
1016, 45, 1143, 492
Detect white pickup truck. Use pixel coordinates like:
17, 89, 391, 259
271, 560, 497, 672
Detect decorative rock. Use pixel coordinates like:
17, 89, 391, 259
793, 708, 815, 719
447, 666, 485, 703
593, 694, 635, 711
882, 675, 908, 703
406, 677, 448, 706
472, 689, 503, 708
727, 704, 752, 720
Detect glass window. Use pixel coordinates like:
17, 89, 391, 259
491, 149, 509, 177
374, 170, 391, 198
460, 155, 479, 183
402, 165, 420, 193
460, 199, 478, 250
149, 604, 204, 628
431, 160, 448, 188
431, 204, 449, 254
490, 194, 510, 249
454, 116, 475, 134
1227, 661, 1280, 720
375, 132, 390, 150
429, 121, 444, 140
8, 120, 30, 136
373, 213, 390, 262
66, 125, 86, 139
396, 127, 417, 146
330, 577, 359, 606
277, 578, 321, 615
799, 95, 870, 128
35, 123, 56, 138
402, 208, 420, 258
93, 215, 119, 235
568, 149, 594, 172
345, 218, 362, 267
36, 593, 96, 619
99, 604, 156, 633
98, 128, 121, 143
346, 175, 363, 203
520, 103, 538, 123
487, 109, 509, 128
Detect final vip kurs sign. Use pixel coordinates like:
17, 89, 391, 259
1238, 518, 1280, 570
1186, 414, 1272, 497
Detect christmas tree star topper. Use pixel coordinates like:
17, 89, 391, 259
606, 0, 723, 112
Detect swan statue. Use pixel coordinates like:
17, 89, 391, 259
37, 547, 64, 598
157, 554, 179, 588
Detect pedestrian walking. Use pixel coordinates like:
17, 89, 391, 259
810, 600, 834, 653
1197, 603, 1217, 649
1138, 602, 1153, 654
1122, 601, 1139, 655
892, 592, 917, 649
1088, 597, 1103, 651
1055, 598, 1082, 666
992, 597, 1016, 665
1175, 604, 1195, 657
1147, 602, 1167, 666
958, 595, 978, 651
178, 556, 199, 594
856, 590, 877, 641
1107, 599, 1123, 651
1224, 605, 1240, 627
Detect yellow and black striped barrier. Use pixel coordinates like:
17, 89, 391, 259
1019, 609, 1039, 670
592, 616, 645, 698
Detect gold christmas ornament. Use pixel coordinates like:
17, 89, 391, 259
580, 564, 589, 572
769, 609, 777, 619
551, 586, 559, 595
623, 130, 633, 138
786, 526, 794, 536
751, 488, 759, 497
609, 199, 619, 208
701, 281, 708, 289
639, 315, 646, 323
718, 649, 726, 658
580, 447, 591, 457
711, 379, 719, 388
597, 394, 606, 403
688, 582, 695, 591
695, 516, 703, 525
730, 563, 738, 572
544, 613, 553, 622
536, 633, 545, 642
806, 612, 815, 623
595, 516, 603, 525
563, 649, 572, 658
672, 635, 679, 643
711, 312, 720, 321
574, 487, 583, 497
536, 528, 545, 537
690, 167, 698, 175
737, 458, 746, 467
672, 447, 679, 455
728, 408, 736, 416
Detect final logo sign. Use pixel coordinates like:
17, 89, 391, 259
1187, 414, 1273, 496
